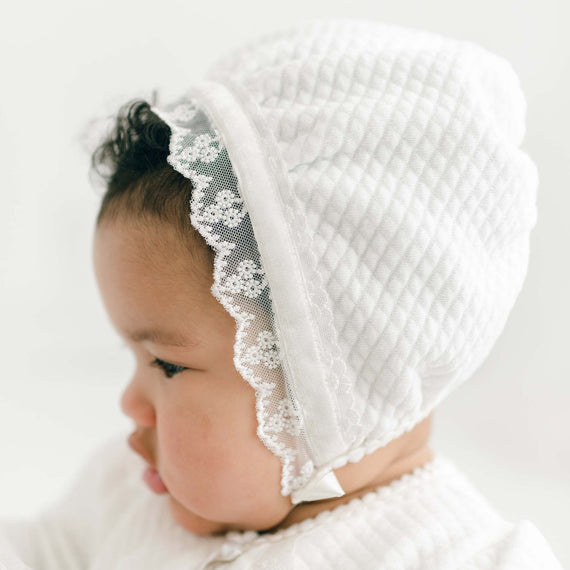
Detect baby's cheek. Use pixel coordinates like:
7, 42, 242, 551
158, 417, 237, 506
157, 384, 286, 524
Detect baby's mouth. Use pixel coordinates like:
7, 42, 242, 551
127, 432, 169, 494
143, 465, 169, 494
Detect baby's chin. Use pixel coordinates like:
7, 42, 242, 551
168, 495, 227, 536
167, 494, 264, 537
166, 488, 293, 537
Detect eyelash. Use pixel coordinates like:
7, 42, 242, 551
151, 358, 189, 379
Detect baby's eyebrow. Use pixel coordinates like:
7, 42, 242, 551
126, 328, 202, 348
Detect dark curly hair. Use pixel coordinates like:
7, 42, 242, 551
90, 97, 215, 268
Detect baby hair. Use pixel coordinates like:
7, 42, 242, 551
90, 97, 215, 270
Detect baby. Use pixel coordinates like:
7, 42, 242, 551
94, 207, 434, 536
0, 17, 564, 570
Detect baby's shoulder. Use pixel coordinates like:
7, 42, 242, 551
462, 519, 564, 570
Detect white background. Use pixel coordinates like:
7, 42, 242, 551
1, 0, 568, 566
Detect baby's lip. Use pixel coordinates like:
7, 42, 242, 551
128, 432, 156, 469
143, 465, 169, 494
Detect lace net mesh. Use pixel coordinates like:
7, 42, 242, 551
152, 97, 315, 496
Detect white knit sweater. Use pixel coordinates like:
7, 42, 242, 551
0, 433, 563, 569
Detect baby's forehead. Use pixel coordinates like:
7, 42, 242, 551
94, 220, 228, 337
96, 215, 211, 279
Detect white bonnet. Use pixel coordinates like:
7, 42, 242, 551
151, 17, 538, 503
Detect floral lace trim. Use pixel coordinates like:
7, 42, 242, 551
151, 99, 314, 496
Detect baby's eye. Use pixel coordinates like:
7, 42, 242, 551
151, 358, 188, 378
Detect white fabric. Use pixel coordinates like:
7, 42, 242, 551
150, 16, 539, 501
290, 470, 345, 504
0, 433, 563, 569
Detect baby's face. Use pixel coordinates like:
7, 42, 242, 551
93, 216, 292, 535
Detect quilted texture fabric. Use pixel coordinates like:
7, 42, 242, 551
169, 17, 538, 497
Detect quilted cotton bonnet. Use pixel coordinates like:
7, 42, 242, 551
150, 17, 538, 504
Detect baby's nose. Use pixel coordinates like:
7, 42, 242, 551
119, 378, 156, 427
